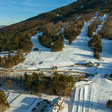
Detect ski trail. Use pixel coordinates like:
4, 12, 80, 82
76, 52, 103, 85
83, 85, 89, 112
72, 87, 79, 112
86, 84, 92, 112
88, 83, 94, 112
68, 88, 76, 112
78, 87, 82, 112
77, 88, 81, 112
82, 87, 85, 112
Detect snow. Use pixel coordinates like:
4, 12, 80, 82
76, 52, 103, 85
14, 14, 108, 73
100, 39, 112, 61
14, 20, 103, 75
93, 14, 108, 36
12, 14, 112, 112
100, 14, 108, 23
77, 15, 80, 20
7, 93, 20, 104
60, 14, 112, 112
61, 27, 64, 33
63, 75, 112, 112
0, 51, 17, 57
14, 22, 98, 74
6, 93, 41, 112
31, 32, 50, 52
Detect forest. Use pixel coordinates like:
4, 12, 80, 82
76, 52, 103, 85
0, 50, 25, 68
0, 72, 75, 97
0, 90, 9, 112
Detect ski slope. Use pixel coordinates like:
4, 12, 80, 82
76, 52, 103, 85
13, 14, 112, 112
14, 14, 112, 74
15, 21, 98, 74
63, 76, 112, 112
60, 14, 112, 112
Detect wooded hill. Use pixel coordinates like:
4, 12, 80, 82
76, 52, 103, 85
0, 0, 112, 52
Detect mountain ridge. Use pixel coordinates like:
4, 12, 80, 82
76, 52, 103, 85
0, 0, 111, 52
0, 25, 6, 28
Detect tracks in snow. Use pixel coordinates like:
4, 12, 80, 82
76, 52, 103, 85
70, 82, 94, 112
70, 78, 111, 112
7, 93, 38, 111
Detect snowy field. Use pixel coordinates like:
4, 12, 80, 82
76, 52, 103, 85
10, 14, 112, 112
6, 93, 41, 112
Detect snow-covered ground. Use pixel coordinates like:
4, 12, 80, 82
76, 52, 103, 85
14, 14, 112, 74
6, 93, 41, 112
62, 76, 112, 112
14, 22, 98, 73
11, 14, 112, 112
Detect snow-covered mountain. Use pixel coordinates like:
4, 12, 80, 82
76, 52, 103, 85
10, 14, 112, 112
0, 0, 111, 52
0, 0, 112, 112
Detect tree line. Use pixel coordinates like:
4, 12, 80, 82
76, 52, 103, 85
88, 19, 101, 37
0, 50, 25, 68
0, 72, 75, 97
0, 90, 9, 112
88, 34, 102, 59
64, 17, 84, 45
24, 72, 75, 96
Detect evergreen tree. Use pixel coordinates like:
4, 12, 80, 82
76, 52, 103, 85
24, 73, 32, 90
0, 90, 9, 112
106, 100, 112, 111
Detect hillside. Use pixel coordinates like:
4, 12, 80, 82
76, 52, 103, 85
0, 0, 112, 112
6, 14, 112, 112
0, 0, 111, 52
0, 25, 6, 28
